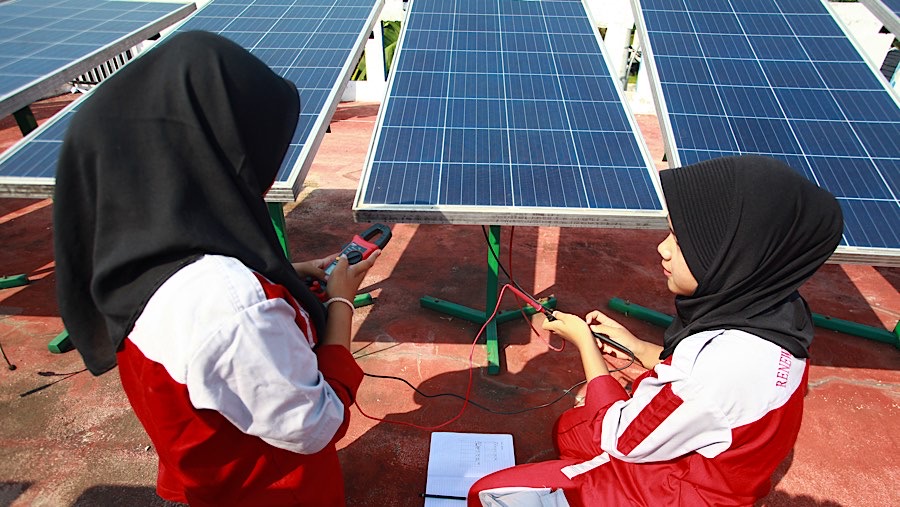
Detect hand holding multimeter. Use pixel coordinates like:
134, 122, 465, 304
323, 223, 391, 278
305, 224, 391, 301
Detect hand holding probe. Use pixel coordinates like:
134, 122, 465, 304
505, 283, 636, 362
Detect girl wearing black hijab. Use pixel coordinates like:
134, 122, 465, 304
53, 31, 379, 506
469, 156, 843, 506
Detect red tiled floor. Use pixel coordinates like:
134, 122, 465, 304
0, 99, 898, 506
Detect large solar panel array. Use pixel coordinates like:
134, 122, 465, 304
354, 0, 665, 228
0, 0, 383, 201
860, 0, 900, 37
0, 0, 196, 119
633, 0, 900, 265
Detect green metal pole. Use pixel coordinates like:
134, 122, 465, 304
13, 106, 38, 135
48, 330, 73, 354
485, 225, 501, 375
608, 298, 674, 327
608, 297, 900, 349
267, 202, 290, 261
811, 314, 900, 348
0, 274, 29, 289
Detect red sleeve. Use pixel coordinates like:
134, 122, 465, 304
316, 344, 364, 442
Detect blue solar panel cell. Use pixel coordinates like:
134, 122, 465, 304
741, 14, 794, 35
782, 14, 844, 36
853, 122, 900, 157
664, 84, 723, 115
803, 36, 865, 62
833, 90, 900, 121
697, 34, 754, 58
637, 0, 900, 261
793, 121, 869, 156
670, 114, 736, 151
881, 158, 900, 196
723, 86, 782, 117
811, 156, 895, 199
683, 0, 729, 11
774, 88, 841, 119
706, 58, 769, 86
748, 35, 806, 60
692, 12, 743, 34
778, 0, 834, 14
653, 33, 704, 57
734, 118, 801, 153
841, 200, 900, 249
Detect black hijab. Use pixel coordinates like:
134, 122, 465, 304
658, 156, 843, 360
53, 31, 326, 376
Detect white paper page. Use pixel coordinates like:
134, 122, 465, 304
424, 432, 515, 506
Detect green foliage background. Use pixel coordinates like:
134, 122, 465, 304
351, 20, 401, 81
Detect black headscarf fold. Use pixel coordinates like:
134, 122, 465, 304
54, 31, 326, 375
659, 155, 843, 359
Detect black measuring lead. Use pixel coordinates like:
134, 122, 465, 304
504, 283, 637, 373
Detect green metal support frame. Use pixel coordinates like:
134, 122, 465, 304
13, 106, 38, 136
607, 297, 900, 349
268, 202, 292, 261
0, 274, 72, 355
0, 274, 29, 289
419, 225, 557, 375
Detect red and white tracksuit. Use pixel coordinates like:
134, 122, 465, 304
117, 255, 362, 506
470, 329, 808, 507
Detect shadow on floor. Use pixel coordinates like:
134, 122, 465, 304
72, 485, 184, 507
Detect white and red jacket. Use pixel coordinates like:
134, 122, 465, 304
117, 255, 363, 506
473, 329, 808, 507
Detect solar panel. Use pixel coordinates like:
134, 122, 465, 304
0, 0, 384, 201
633, 0, 900, 265
0, 0, 196, 118
859, 0, 900, 37
353, 0, 665, 228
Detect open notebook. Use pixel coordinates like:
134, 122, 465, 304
424, 432, 516, 505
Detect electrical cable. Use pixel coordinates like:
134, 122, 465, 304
0, 339, 15, 370
480, 226, 637, 372
363, 372, 586, 415
353, 226, 638, 428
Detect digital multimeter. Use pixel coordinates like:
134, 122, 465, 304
323, 223, 392, 278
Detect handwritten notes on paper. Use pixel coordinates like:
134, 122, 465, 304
424, 432, 515, 506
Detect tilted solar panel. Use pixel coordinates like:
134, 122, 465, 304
633, 0, 900, 265
0, 0, 384, 201
354, 0, 665, 228
0, 0, 195, 119
859, 0, 900, 37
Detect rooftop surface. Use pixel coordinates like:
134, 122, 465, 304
0, 98, 898, 506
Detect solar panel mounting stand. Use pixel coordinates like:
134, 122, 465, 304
12, 107, 37, 136
419, 225, 557, 375
0, 274, 29, 289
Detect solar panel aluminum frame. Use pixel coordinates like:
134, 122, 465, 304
859, 0, 900, 39
0, 2, 197, 119
630, 0, 900, 266
352, 0, 667, 229
265, 0, 386, 203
